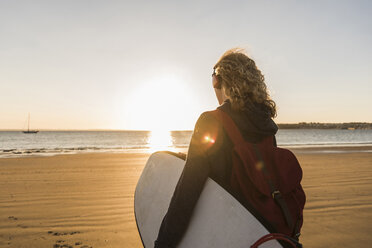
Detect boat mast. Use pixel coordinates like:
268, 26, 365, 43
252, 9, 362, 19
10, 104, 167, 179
28, 113, 30, 132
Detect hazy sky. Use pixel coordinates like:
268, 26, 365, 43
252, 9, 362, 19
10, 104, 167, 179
1, 0, 371, 130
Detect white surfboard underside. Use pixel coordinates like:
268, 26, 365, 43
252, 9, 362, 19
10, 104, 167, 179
135, 152, 282, 248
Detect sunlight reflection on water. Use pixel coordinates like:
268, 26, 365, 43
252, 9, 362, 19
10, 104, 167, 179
147, 129, 176, 153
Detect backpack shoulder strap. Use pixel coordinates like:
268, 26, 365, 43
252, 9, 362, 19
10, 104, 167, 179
209, 109, 245, 145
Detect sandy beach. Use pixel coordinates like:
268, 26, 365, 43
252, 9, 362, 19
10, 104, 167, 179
0, 147, 371, 248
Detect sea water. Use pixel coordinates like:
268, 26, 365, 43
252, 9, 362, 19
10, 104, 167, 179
0, 129, 372, 158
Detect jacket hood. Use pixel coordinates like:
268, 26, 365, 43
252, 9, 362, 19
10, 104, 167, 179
217, 99, 278, 143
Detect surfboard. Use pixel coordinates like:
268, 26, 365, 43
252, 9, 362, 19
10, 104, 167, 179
134, 151, 282, 248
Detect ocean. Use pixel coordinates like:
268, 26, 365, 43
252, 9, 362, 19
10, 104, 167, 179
1, 129, 372, 158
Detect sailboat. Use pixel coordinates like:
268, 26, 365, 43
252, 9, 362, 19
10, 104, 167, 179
23, 113, 39, 134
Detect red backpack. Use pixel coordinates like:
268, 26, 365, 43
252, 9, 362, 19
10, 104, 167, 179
211, 109, 306, 247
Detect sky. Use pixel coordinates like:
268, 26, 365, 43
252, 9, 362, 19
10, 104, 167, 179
0, 0, 371, 130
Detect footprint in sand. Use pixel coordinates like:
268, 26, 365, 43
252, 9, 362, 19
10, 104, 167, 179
8, 216, 18, 220
53, 242, 91, 248
53, 244, 73, 248
47, 231, 81, 236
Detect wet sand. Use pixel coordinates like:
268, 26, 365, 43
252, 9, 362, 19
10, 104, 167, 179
0, 147, 371, 248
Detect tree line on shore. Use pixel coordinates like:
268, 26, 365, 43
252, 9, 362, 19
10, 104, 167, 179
277, 122, 372, 129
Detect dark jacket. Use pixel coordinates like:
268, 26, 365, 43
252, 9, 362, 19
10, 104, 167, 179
155, 99, 278, 248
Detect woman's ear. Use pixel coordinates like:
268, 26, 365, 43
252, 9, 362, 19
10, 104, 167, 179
212, 76, 221, 89
214, 84, 229, 105
214, 80, 221, 89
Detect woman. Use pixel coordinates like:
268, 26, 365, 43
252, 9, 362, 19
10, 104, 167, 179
155, 48, 304, 248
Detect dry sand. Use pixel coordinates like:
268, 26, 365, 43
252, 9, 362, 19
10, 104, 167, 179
0, 148, 371, 248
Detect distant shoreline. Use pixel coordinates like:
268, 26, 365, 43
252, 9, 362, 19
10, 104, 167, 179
277, 122, 372, 129
1, 122, 372, 131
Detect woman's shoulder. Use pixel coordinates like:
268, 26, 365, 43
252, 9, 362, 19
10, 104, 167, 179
192, 110, 223, 141
195, 110, 220, 128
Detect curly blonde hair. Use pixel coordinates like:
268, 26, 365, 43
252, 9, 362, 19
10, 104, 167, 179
214, 48, 276, 118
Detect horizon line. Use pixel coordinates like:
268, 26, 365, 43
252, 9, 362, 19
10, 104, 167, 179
1, 122, 371, 132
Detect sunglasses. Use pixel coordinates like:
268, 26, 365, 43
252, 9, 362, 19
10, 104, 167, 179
212, 68, 217, 77
212, 68, 221, 89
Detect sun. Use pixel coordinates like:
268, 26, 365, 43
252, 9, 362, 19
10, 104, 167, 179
124, 74, 198, 132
